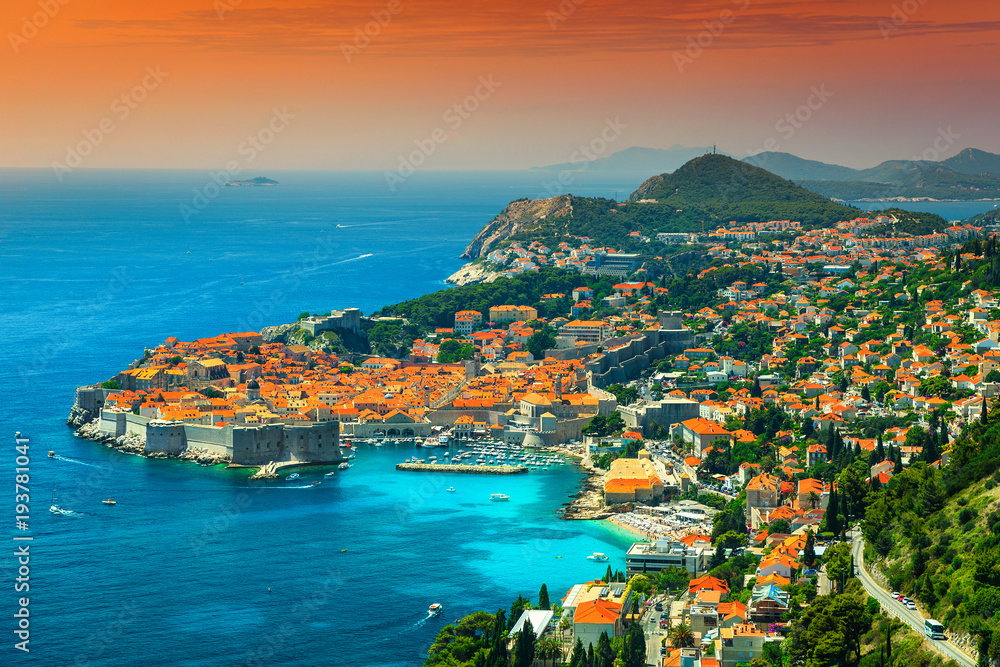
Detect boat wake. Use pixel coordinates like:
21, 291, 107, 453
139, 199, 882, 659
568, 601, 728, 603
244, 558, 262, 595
50, 507, 84, 517
53, 455, 109, 470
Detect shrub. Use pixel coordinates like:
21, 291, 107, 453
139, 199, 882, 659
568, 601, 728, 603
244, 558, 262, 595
959, 507, 976, 525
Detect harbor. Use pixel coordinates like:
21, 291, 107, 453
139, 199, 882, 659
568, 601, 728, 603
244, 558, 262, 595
396, 463, 527, 474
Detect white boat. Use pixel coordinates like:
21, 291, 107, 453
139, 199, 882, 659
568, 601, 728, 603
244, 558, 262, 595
102, 499, 117, 506
446, 487, 456, 493
325, 471, 336, 477
339, 462, 350, 470
428, 603, 443, 615
587, 552, 609, 562
286, 473, 300, 481
489, 493, 510, 502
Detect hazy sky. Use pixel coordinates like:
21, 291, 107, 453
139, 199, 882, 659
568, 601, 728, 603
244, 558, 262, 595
2, 0, 999, 171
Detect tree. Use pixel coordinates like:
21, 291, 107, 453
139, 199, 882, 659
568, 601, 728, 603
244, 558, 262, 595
669, 623, 695, 648
808, 490, 821, 510
768, 519, 792, 535
538, 583, 550, 610
513, 624, 536, 667
623, 623, 646, 667
568, 638, 586, 667
825, 542, 854, 594
507, 595, 530, 633
527, 327, 557, 359
751, 376, 762, 398
657, 566, 691, 595
803, 529, 817, 568
594, 631, 615, 667
627, 574, 653, 597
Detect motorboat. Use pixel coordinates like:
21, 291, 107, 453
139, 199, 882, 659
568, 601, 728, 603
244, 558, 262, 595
587, 552, 609, 562
489, 493, 510, 502
339, 463, 350, 470
286, 473, 300, 481
325, 471, 336, 477
428, 603, 443, 615
102, 499, 117, 506
48, 451, 55, 457
446, 487, 456, 493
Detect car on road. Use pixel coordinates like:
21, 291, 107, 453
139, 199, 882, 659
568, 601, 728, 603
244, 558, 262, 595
891, 591, 900, 599
905, 600, 917, 610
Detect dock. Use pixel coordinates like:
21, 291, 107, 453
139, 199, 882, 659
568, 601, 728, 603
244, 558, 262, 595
395, 463, 528, 475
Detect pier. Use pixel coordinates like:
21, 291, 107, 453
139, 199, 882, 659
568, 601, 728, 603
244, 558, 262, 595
395, 463, 528, 475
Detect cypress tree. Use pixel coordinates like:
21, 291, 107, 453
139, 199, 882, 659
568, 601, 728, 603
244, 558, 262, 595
487, 609, 508, 667
587, 643, 595, 667
826, 489, 840, 535
604, 565, 613, 583
569, 638, 586, 667
876, 434, 885, 462
982, 398, 989, 425
538, 583, 550, 610
595, 632, 615, 667
512, 625, 536, 667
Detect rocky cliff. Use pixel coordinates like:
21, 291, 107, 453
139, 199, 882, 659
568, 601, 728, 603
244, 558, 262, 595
458, 195, 573, 260
445, 262, 502, 286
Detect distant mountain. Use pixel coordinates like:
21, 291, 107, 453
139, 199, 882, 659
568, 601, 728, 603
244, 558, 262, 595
741, 152, 861, 181
532, 145, 723, 173
742, 148, 1000, 201
942, 148, 1000, 176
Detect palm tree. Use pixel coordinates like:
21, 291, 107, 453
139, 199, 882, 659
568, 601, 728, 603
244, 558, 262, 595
669, 622, 695, 649
535, 637, 562, 667
808, 490, 820, 510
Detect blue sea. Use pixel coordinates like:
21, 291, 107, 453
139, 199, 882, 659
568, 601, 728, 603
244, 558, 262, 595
0, 169, 651, 667
3, 170, 997, 666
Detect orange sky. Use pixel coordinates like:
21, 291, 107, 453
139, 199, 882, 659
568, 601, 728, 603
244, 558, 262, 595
1, 0, 998, 170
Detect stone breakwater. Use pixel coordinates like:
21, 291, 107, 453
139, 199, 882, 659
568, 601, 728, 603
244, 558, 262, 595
396, 463, 527, 474
70, 417, 230, 465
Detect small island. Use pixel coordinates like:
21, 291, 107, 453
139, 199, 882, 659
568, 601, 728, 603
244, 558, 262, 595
224, 177, 278, 187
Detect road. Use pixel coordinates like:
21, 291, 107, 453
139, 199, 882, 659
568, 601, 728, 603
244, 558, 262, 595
642, 594, 669, 666
851, 534, 974, 667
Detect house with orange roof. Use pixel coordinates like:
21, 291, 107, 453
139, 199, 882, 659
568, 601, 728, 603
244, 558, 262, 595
573, 599, 623, 651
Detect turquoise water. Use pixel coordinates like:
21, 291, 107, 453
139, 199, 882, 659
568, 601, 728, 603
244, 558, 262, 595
0, 170, 643, 666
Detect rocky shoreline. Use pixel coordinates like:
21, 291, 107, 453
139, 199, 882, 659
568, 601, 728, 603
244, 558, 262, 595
557, 451, 613, 520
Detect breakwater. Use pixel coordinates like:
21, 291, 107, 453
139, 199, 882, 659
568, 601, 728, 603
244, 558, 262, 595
395, 463, 528, 474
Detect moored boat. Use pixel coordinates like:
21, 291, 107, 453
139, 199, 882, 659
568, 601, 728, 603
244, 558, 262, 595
587, 552, 609, 562
489, 493, 510, 502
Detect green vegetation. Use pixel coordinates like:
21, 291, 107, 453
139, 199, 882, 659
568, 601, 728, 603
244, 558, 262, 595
437, 339, 476, 363
374, 269, 622, 330
101, 379, 121, 390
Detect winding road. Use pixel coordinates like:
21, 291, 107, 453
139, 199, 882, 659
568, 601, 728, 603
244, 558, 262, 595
851, 533, 974, 667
